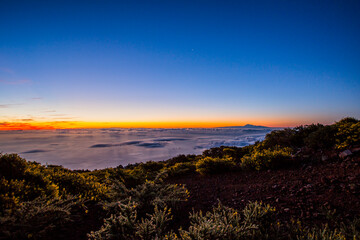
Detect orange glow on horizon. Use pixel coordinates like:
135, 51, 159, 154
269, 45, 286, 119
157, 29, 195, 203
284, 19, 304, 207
0, 118, 320, 130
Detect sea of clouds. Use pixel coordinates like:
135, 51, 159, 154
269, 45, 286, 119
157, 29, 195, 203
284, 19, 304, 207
0, 127, 275, 170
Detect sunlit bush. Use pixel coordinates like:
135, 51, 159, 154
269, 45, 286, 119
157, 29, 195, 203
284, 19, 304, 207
108, 172, 189, 215
0, 154, 59, 211
241, 146, 292, 170
88, 201, 176, 240
165, 154, 197, 166
47, 168, 110, 201
195, 157, 236, 175
180, 201, 277, 240
166, 162, 196, 177
0, 153, 109, 212
335, 117, 360, 150
289, 217, 360, 240
242, 201, 276, 238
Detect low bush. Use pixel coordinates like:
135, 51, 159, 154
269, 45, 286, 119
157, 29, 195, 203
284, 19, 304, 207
88, 201, 176, 240
304, 125, 337, 151
166, 162, 196, 177
241, 146, 292, 170
0, 197, 83, 240
195, 157, 236, 175
335, 117, 360, 150
0, 153, 109, 212
288, 217, 360, 240
47, 168, 110, 201
164, 154, 197, 167
107, 172, 189, 216
180, 201, 277, 240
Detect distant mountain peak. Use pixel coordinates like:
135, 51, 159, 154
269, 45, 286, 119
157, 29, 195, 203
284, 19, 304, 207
243, 124, 268, 128
219, 124, 270, 129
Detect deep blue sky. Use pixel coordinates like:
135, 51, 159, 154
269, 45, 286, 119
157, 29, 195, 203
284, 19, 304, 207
1, 0, 359, 127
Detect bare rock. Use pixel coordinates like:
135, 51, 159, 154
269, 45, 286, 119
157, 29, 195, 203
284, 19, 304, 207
322, 155, 329, 161
351, 147, 360, 153
339, 149, 352, 158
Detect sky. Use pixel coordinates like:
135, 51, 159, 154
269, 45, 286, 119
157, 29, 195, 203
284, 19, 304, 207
1, 0, 360, 129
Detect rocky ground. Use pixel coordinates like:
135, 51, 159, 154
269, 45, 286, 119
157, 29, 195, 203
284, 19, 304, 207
62, 150, 360, 239
168, 150, 360, 229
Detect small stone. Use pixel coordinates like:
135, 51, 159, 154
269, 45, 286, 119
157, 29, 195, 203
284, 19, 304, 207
322, 155, 329, 161
348, 176, 356, 181
339, 149, 352, 158
351, 147, 360, 153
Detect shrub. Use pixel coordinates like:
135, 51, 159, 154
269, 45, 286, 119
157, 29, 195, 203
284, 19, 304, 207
335, 118, 360, 150
288, 218, 360, 240
47, 168, 110, 201
122, 162, 166, 187
88, 201, 175, 240
180, 201, 277, 240
0, 154, 28, 179
107, 172, 189, 215
242, 201, 276, 238
262, 124, 328, 150
0, 154, 109, 212
195, 157, 236, 175
179, 202, 256, 240
0, 154, 59, 211
166, 162, 196, 177
0, 197, 82, 240
241, 146, 292, 170
262, 128, 297, 149
304, 125, 337, 151
202, 146, 254, 163
164, 154, 197, 166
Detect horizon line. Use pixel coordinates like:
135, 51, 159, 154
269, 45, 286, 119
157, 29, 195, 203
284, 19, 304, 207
0, 120, 292, 131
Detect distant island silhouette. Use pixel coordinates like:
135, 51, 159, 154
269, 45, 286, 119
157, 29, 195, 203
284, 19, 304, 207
219, 124, 270, 129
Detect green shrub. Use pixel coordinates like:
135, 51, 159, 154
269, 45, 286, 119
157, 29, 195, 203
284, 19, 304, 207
335, 118, 360, 150
262, 124, 329, 150
288, 219, 360, 240
122, 162, 166, 187
107, 172, 189, 216
164, 154, 197, 167
47, 168, 109, 201
304, 125, 337, 150
0, 154, 59, 211
0, 197, 82, 240
167, 162, 196, 177
88, 201, 175, 240
295, 226, 347, 240
0, 154, 28, 179
262, 128, 298, 149
242, 201, 277, 238
195, 157, 236, 175
179, 202, 255, 240
0, 154, 109, 212
180, 201, 277, 240
241, 146, 292, 170
202, 146, 254, 163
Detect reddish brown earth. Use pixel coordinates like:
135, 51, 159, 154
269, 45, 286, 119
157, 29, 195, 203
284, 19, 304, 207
168, 152, 360, 229
64, 152, 360, 239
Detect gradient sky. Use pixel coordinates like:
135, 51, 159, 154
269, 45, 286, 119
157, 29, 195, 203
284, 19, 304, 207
1, 0, 360, 129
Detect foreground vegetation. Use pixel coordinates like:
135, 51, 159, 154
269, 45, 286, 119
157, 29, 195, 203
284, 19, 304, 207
0, 117, 359, 239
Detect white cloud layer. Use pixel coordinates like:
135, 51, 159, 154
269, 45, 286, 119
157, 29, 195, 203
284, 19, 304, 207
0, 127, 276, 170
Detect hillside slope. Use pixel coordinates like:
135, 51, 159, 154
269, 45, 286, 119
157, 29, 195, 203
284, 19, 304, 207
168, 150, 360, 230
